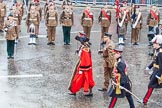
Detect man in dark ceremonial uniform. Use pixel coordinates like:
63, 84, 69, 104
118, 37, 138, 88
142, 35, 162, 106
107, 48, 135, 108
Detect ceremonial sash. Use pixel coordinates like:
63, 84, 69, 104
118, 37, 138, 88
118, 11, 126, 27
150, 10, 159, 21
132, 12, 141, 29
84, 10, 93, 19
101, 9, 110, 21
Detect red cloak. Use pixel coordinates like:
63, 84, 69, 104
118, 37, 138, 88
68, 47, 95, 93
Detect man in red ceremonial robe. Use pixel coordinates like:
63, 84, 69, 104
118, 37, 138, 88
68, 32, 95, 96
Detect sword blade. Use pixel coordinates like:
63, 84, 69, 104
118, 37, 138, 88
112, 80, 142, 102
0, 74, 43, 78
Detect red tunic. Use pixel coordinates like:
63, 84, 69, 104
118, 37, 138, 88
68, 47, 95, 93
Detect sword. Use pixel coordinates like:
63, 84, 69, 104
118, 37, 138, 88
0, 74, 43, 78
155, 75, 162, 84
112, 80, 142, 102
155, 75, 160, 79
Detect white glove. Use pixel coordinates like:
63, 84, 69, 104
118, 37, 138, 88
4, 28, 8, 32
145, 67, 150, 71
119, 86, 124, 89
79, 70, 83, 74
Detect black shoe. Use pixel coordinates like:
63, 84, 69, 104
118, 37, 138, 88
84, 93, 93, 97
28, 43, 32, 45
98, 88, 107, 91
51, 42, 55, 45
10, 56, 14, 59
133, 42, 138, 45
47, 42, 51, 45
68, 92, 76, 96
118, 43, 122, 45
33, 43, 37, 45
7, 56, 11, 59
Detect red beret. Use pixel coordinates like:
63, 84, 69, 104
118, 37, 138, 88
114, 48, 123, 53
79, 32, 86, 37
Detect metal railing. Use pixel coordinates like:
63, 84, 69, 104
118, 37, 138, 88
71, 0, 162, 6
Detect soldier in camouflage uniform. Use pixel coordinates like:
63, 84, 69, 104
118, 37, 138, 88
0, 0, 6, 32
98, 33, 115, 91
131, 8, 143, 45
60, 5, 73, 45
4, 13, 17, 59
98, 4, 111, 42
34, 0, 42, 37
10, 4, 21, 43
81, 5, 93, 39
26, 4, 40, 45
147, 6, 160, 32
45, 4, 58, 45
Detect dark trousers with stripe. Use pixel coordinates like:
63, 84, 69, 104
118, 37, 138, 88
108, 95, 135, 108
143, 87, 153, 104
7, 40, 15, 57
62, 26, 71, 44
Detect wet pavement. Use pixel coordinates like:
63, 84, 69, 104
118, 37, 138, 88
1, 2, 162, 108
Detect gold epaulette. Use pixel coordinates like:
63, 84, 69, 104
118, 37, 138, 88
158, 75, 162, 84
153, 64, 159, 69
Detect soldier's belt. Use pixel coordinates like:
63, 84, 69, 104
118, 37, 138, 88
64, 17, 71, 19
13, 18, 18, 20
84, 18, 91, 20
102, 17, 108, 20
48, 17, 56, 20
153, 64, 159, 69
29, 19, 37, 21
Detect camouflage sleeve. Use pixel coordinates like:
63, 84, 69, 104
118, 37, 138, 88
72, 12, 74, 25
4, 3, 6, 17
147, 13, 151, 25
158, 12, 160, 23
103, 49, 108, 57
26, 13, 29, 26
45, 11, 48, 24
37, 12, 40, 24
40, 7, 42, 21
81, 12, 85, 25
104, 46, 115, 68
59, 11, 63, 24
92, 12, 94, 24
56, 12, 58, 26
98, 11, 102, 23
110, 11, 112, 23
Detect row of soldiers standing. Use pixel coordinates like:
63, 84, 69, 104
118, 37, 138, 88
1, 0, 24, 59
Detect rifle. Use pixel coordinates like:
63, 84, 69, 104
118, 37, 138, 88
3, 21, 16, 32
